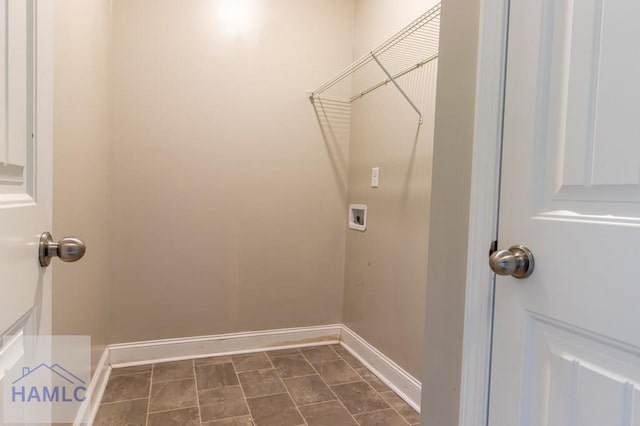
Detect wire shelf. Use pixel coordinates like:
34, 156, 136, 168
310, 2, 441, 114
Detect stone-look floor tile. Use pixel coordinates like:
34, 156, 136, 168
354, 409, 409, 426
203, 415, 254, 425
97, 347, 420, 426
380, 391, 420, 424
195, 355, 233, 366
271, 354, 316, 378
313, 360, 361, 385
198, 385, 250, 422
298, 401, 357, 426
334, 349, 364, 369
331, 382, 390, 415
300, 345, 341, 363
148, 406, 200, 426
196, 363, 239, 390
356, 369, 390, 393
232, 353, 273, 372
153, 360, 194, 382
266, 348, 301, 358
93, 398, 148, 426
149, 378, 197, 413
101, 372, 151, 403
246, 393, 304, 426
238, 369, 286, 398
110, 364, 152, 377
283, 374, 336, 406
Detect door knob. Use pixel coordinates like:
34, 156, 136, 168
489, 244, 534, 279
39, 232, 87, 267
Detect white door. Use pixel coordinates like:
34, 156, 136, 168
0, 0, 53, 409
489, 0, 640, 424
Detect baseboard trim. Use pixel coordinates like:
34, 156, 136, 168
94, 324, 421, 418
109, 324, 342, 367
74, 346, 111, 426
340, 325, 422, 412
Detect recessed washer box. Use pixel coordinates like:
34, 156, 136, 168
349, 204, 367, 231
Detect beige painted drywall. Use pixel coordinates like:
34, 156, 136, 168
420, 0, 481, 424
108, 0, 354, 343
341, 0, 439, 379
52, 0, 112, 372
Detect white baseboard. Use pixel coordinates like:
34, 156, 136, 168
74, 346, 111, 426
340, 325, 422, 412
109, 324, 342, 367
82, 323, 421, 423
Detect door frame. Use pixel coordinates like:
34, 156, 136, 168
457, 0, 510, 424
32, 0, 54, 337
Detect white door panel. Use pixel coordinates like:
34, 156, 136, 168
0, 2, 53, 422
489, 0, 640, 424
0, 0, 44, 337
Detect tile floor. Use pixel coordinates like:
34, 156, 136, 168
94, 344, 420, 426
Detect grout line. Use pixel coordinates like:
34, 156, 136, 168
269, 353, 307, 361
281, 372, 319, 380
329, 344, 412, 425
192, 359, 204, 424
294, 399, 341, 409
209, 414, 255, 424
337, 341, 419, 419
328, 379, 368, 387
150, 375, 196, 385
146, 405, 199, 416
99, 344, 417, 426
110, 370, 152, 377
231, 353, 255, 424
244, 391, 289, 401
352, 406, 410, 421
357, 367, 411, 426
269, 351, 309, 426
265, 348, 302, 358
145, 364, 154, 426
300, 347, 360, 426
298, 347, 341, 364
150, 359, 194, 384
97, 396, 149, 407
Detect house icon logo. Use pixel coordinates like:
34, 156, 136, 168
11, 364, 87, 403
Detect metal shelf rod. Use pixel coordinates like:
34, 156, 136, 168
350, 53, 438, 103
309, 3, 441, 98
371, 54, 423, 125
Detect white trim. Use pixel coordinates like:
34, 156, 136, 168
80, 324, 423, 420
108, 324, 342, 367
74, 347, 111, 426
340, 325, 422, 412
458, 0, 510, 425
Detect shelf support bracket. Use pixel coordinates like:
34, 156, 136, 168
371, 53, 423, 125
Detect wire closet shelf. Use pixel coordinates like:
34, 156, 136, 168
309, 3, 441, 125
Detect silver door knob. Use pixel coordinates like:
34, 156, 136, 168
489, 244, 534, 279
39, 232, 86, 267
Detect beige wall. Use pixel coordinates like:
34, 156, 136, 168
352, 0, 439, 58
108, 0, 354, 343
48, 2, 485, 421
421, 0, 481, 424
341, 0, 439, 379
52, 0, 112, 372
